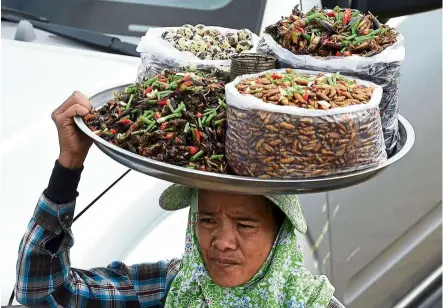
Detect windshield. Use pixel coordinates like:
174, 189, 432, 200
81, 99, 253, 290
2, 0, 268, 36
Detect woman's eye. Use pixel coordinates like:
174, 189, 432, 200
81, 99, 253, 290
238, 223, 255, 229
200, 218, 214, 224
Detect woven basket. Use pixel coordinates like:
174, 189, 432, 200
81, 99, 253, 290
230, 53, 277, 81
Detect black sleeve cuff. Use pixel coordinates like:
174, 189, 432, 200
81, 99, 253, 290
43, 160, 83, 204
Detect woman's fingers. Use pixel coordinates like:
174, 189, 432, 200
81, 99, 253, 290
60, 104, 91, 120
52, 91, 92, 121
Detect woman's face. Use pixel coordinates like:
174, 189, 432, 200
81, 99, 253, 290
196, 190, 280, 287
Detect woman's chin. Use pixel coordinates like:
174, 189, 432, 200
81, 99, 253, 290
209, 270, 249, 288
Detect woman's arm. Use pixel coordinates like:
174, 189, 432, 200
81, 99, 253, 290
16, 160, 181, 307
16, 92, 181, 307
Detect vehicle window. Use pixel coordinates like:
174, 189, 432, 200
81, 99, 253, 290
101, 0, 233, 10
2, 0, 268, 36
124, 208, 189, 264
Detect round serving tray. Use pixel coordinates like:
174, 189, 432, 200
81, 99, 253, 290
75, 83, 415, 195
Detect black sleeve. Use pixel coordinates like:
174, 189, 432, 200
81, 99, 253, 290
43, 160, 83, 204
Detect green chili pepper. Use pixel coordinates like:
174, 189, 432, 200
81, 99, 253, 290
174, 102, 186, 114
204, 108, 215, 115
354, 28, 382, 42
302, 33, 311, 41
305, 9, 316, 16
306, 13, 327, 22
126, 94, 134, 109
311, 28, 323, 33
157, 113, 181, 123
139, 116, 153, 125
218, 98, 228, 108
166, 81, 178, 90
143, 110, 154, 117
345, 34, 357, 41
190, 150, 204, 162
147, 121, 156, 131
205, 112, 216, 125
351, 17, 361, 36
131, 129, 147, 136
144, 76, 158, 87
202, 115, 208, 124
336, 12, 343, 23
156, 90, 172, 100
125, 85, 137, 94
153, 81, 168, 87
210, 154, 224, 160
167, 102, 175, 114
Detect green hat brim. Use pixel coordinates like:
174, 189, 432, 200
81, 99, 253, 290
159, 184, 307, 234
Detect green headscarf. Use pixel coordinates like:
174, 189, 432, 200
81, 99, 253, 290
162, 186, 334, 308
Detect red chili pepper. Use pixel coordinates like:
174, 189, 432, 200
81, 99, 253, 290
118, 119, 133, 125
194, 129, 201, 143
182, 81, 193, 87
335, 51, 341, 56
158, 78, 168, 82
327, 11, 336, 17
110, 129, 117, 134
158, 99, 168, 106
296, 27, 305, 34
161, 122, 168, 130
154, 112, 161, 119
303, 89, 309, 102
343, 51, 351, 56
188, 146, 198, 155
144, 86, 154, 95
196, 112, 202, 118
343, 8, 352, 24
271, 73, 283, 80
165, 132, 174, 139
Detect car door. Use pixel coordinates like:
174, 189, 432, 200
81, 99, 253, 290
317, 2, 442, 307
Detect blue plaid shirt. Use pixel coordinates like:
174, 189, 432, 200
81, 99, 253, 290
15, 194, 181, 307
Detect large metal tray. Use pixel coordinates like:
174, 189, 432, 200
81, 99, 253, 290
75, 84, 415, 195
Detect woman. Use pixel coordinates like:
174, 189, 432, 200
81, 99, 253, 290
15, 92, 341, 307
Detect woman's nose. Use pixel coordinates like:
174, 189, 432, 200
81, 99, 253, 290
212, 225, 237, 251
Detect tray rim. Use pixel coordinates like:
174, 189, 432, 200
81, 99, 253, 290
74, 83, 415, 187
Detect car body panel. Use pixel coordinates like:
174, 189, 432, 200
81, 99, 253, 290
327, 10, 442, 307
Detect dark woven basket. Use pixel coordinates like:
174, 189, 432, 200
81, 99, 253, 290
230, 53, 277, 81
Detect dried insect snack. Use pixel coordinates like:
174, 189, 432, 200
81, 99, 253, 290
84, 69, 229, 173
225, 68, 387, 178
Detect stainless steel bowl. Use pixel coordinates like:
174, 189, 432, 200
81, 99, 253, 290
75, 84, 415, 195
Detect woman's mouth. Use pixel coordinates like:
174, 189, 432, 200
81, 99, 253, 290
212, 258, 238, 268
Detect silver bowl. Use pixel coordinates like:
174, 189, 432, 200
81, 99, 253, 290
75, 84, 415, 195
